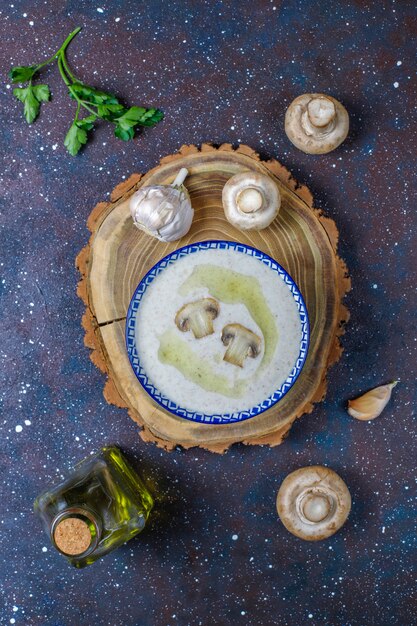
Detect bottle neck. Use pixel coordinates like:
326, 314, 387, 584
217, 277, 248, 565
51, 507, 101, 557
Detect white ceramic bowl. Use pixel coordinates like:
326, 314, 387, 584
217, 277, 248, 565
126, 240, 309, 424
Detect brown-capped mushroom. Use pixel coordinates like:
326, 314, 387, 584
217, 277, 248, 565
276, 466, 351, 541
175, 298, 219, 339
221, 323, 261, 367
222, 172, 281, 231
285, 94, 349, 154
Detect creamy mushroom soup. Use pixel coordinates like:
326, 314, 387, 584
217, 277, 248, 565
135, 248, 303, 415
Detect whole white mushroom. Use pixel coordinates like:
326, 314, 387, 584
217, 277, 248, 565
222, 172, 281, 231
285, 93, 349, 155
276, 465, 351, 541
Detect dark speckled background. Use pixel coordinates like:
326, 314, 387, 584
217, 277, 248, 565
0, 1, 416, 625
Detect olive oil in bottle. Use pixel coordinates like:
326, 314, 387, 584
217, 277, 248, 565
34, 446, 153, 568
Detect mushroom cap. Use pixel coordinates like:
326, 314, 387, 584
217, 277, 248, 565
285, 94, 349, 155
276, 465, 351, 541
222, 172, 281, 231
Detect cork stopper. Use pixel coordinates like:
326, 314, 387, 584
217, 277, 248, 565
53, 517, 92, 556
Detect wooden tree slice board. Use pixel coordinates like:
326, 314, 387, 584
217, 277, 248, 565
76, 144, 350, 453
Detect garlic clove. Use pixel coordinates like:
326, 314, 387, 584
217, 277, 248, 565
347, 381, 398, 421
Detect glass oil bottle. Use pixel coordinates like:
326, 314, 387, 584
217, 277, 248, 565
34, 446, 154, 568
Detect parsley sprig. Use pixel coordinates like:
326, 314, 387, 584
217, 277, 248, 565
9, 27, 164, 156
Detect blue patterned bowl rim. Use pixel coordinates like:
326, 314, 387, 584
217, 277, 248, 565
125, 240, 310, 425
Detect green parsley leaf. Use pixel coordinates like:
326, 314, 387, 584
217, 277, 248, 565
33, 84, 51, 102
113, 107, 164, 140
64, 116, 96, 156
13, 84, 50, 124
135, 108, 164, 127
9, 65, 38, 83
76, 114, 96, 130
114, 125, 135, 141
96, 103, 126, 121
70, 83, 119, 105
9, 28, 163, 155
116, 106, 164, 128
117, 106, 147, 122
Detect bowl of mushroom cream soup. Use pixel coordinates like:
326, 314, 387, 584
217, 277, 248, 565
126, 241, 309, 424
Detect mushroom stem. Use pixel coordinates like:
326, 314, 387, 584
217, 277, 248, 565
309, 97, 335, 125
301, 97, 336, 137
188, 310, 215, 339
172, 168, 189, 188
297, 490, 334, 524
224, 334, 249, 367
236, 187, 264, 213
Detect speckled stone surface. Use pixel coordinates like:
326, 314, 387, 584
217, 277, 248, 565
1, 1, 416, 625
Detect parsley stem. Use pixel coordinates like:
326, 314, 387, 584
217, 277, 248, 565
74, 101, 81, 122
11, 25, 163, 155
77, 100, 97, 117
34, 27, 82, 75
58, 56, 97, 118
57, 27, 82, 56
60, 52, 79, 84
57, 56, 71, 87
